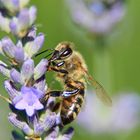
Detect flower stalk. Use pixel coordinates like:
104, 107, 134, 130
0, 1, 74, 140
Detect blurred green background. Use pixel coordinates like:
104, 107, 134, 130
0, 0, 140, 139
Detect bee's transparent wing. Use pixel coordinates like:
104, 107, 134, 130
93, 79, 112, 106
85, 72, 112, 106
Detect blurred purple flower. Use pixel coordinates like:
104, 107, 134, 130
77, 91, 140, 133
0, 0, 30, 33
66, 0, 125, 36
14, 86, 44, 116
10, 6, 37, 37
0, 0, 30, 14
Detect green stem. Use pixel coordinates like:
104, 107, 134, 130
93, 39, 113, 95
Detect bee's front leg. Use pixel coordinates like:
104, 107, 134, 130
48, 66, 68, 74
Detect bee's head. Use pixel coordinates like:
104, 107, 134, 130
55, 42, 73, 60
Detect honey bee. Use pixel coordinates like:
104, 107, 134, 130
42, 42, 112, 125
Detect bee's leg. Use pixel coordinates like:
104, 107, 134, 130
52, 61, 65, 67
61, 89, 79, 98
48, 66, 68, 74
47, 90, 62, 97
65, 80, 85, 90
48, 89, 79, 98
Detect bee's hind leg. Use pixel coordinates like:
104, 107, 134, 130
48, 89, 79, 98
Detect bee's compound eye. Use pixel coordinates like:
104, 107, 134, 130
60, 47, 72, 58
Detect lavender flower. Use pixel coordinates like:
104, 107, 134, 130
0, 1, 74, 139
77, 91, 140, 133
0, 0, 30, 14
10, 58, 48, 85
66, 0, 125, 36
10, 6, 37, 37
0, 29, 44, 67
14, 86, 44, 116
0, 0, 36, 37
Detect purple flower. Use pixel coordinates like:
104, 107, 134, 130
8, 112, 34, 136
0, 0, 30, 14
10, 6, 37, 37
0, 37, 25, 64
14, 86, 44, 116
0, 29, 45, 63
66, 0, 125, 36
24, 31, 45, 58
10, 58, 48, 85
77, 91, 140, 133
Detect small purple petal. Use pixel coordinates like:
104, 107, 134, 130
34, 59, 48, 80
31, 87, 44, 99
21, 59, 34, 83
9, 19, 18, 35
26, 106, 35, 116
34, 33, 45, 49
14, 86, 44, 116
4, 80, 20, 99
24, 33, 45, 57
8, 113, 33, 135
29, 6, 37, 24
33, 100, 44, 110
14, 41, 24, 63
10, 69, 22, 84
15, 99, 27, 110
1, 37, 16, 58
21, 86, 32, 94
18, 8, 30, 28
12, 0, 19, 7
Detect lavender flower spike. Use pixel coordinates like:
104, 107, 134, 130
0, 0, 75, 139
0, 0, 30, 14
24, 33, 45, 58
14, 86, 44, 116
21, 59, 34, 84
34, 59, 48, 80
10, 6, 37, 38
8, 112, 33, 136
66, 0, 125, 36
1, 37, 25, 64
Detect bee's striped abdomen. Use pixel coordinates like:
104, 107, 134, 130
61, 89, 84, 125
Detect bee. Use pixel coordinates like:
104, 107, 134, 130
41, 42, 112, 125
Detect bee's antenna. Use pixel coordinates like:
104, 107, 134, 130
45, 52, 54, 58
35, 48, 54, 57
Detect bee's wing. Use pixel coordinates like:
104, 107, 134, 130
85, 72, 112, 106
92, 79, 112, 106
